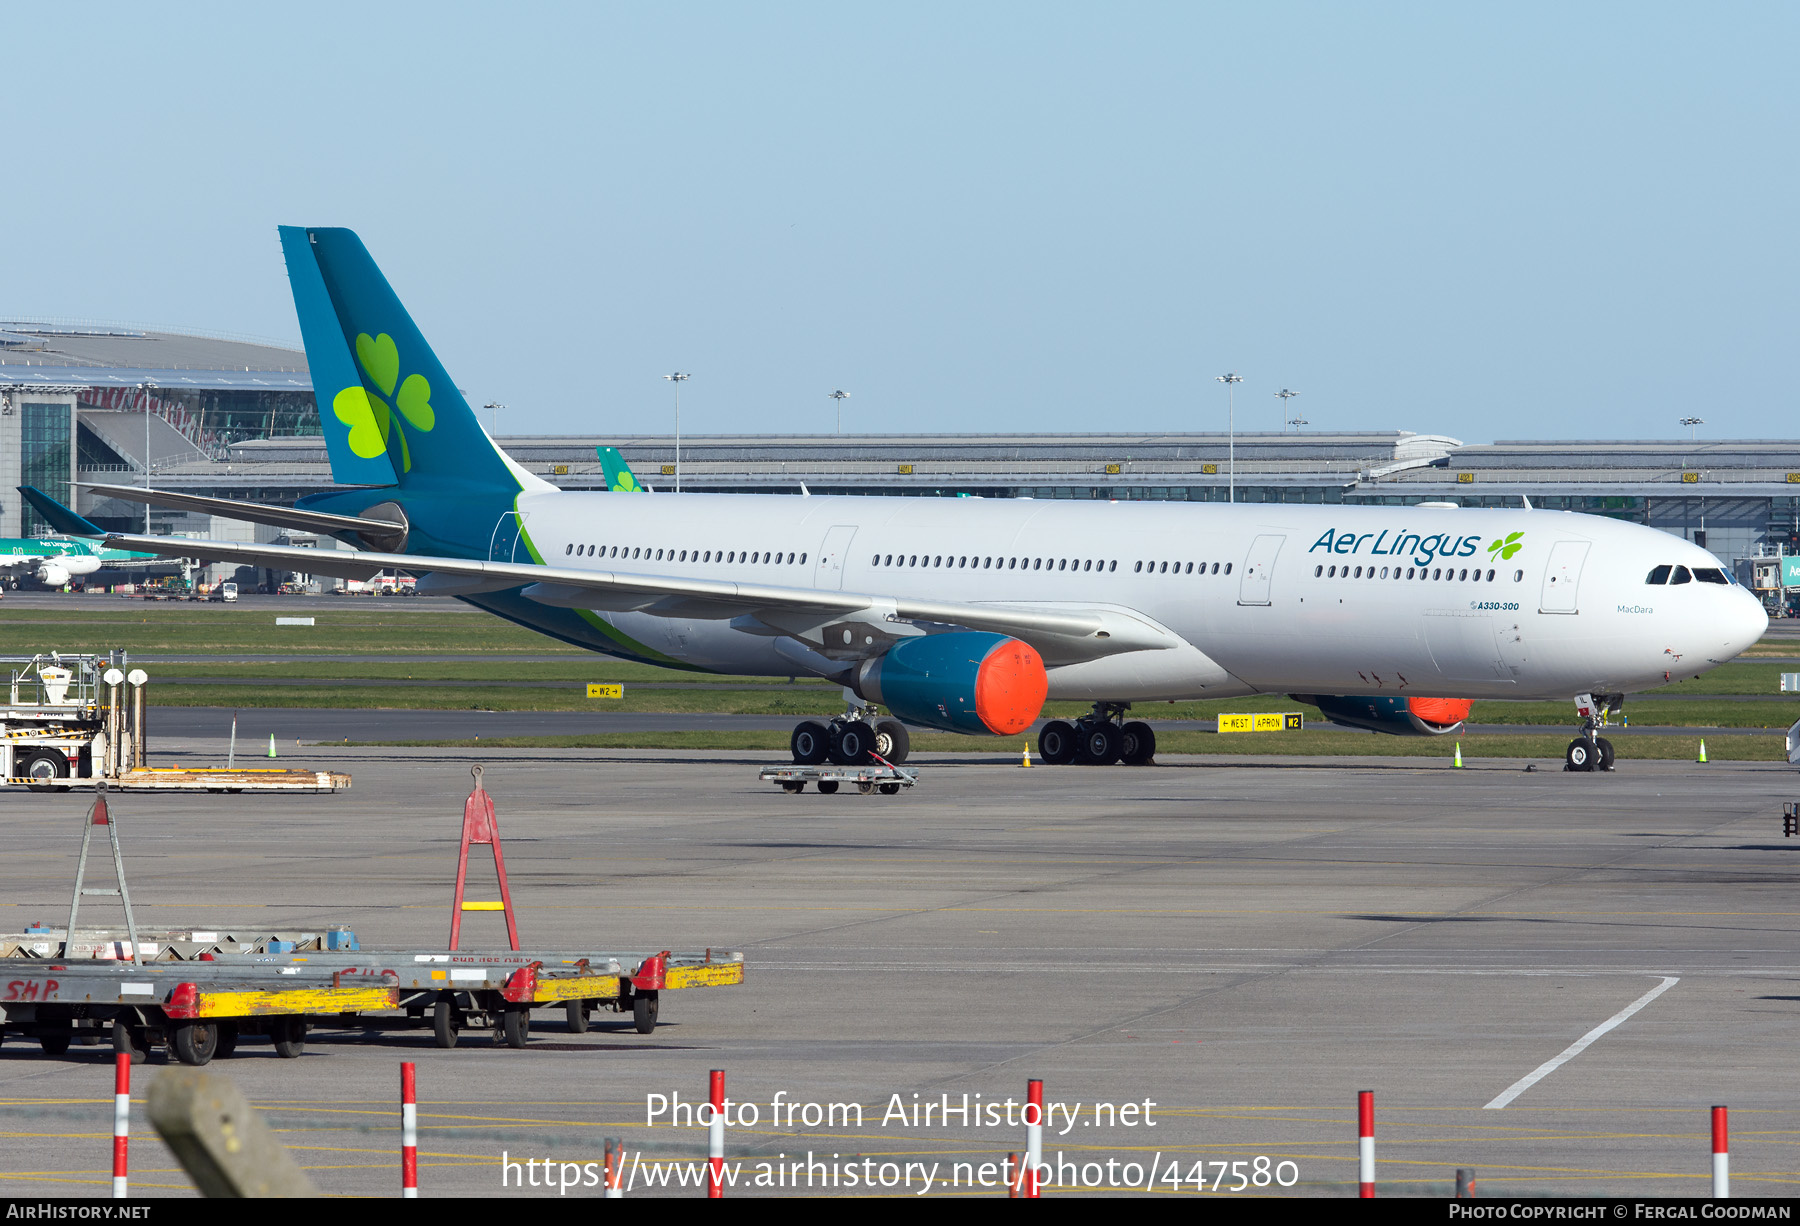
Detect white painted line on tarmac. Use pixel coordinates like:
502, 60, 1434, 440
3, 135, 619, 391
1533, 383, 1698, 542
1483, 975, 1679, 1110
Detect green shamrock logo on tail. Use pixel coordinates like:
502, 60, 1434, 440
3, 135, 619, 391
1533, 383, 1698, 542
1487, 532, 1524, 561
331, 332, 436, 472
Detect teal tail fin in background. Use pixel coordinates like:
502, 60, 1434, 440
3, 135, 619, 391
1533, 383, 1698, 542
596, 446, 644, 492
279, 226, 521, 495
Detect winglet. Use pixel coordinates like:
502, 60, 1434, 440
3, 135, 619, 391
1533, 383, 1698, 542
17, 486, 104, 537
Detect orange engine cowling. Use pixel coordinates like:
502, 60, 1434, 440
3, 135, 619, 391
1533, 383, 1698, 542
854, 632, 1049, 735
1289, 694, 1473, 736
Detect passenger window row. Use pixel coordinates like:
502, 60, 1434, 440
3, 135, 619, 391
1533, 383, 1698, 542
871, 554, 1119, 572
1645, 564, 1729, 585
1313, 564, 1517, 583
1134, 560, 1231, 575
564, 544, 805, 566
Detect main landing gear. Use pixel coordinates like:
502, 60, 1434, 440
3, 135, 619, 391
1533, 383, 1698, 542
1037, 703, 1157, 766
1564, 691, 1620, 772
790, 703, 910, 767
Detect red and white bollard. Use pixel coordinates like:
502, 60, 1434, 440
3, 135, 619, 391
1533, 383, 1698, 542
1712, 1105, 1729, 1199
1024, 1079, 1044, 1198
112, 1053, 130, 1199
1358, 1090, 1375, 1198
401, 1061, 418, 1198
707, 1069, 726, 1198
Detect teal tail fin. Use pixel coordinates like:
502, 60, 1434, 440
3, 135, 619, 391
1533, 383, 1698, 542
279, 226, 523, 495
596, 446, 644, 492
17, 486, 104, 537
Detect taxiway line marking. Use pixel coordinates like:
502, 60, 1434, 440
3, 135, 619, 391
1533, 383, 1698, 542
1484, 975, 1679, 1110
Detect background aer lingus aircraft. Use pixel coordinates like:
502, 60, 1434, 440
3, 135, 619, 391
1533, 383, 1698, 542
79, 227, 1767, 773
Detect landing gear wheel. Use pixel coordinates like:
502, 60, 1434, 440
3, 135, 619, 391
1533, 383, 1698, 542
873, 718, 911, 764
1074, 720, 1122, 765
500, 1008, 530, 1049
790, 721, 830, 765
1038, 720, 1078, 765
1596, 737, 1615, 771
111, 1019, 149, 1063
566, 1001, 590, 1033
271, 1016, 306, 1059
1119, 721, 1157, 766
38, 1025, 71, 1056
633, 993, 659, 1034
816, 780, 839, 795
433, 999, 461, 1049
215, 1022, 238, 1059
172, 1021, 218, 1066
830, 720, 875, 765
879, 783, 901, 795
21, 751, 68, 793
1565, 738, 1598, 772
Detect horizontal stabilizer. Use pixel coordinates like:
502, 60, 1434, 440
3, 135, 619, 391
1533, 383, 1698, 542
79, 482, 407, 549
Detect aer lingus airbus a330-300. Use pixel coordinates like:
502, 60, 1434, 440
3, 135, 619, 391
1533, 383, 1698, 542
64, 227, 1765, 772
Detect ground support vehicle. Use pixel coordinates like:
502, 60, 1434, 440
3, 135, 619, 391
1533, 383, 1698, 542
0, 651, 349, 793
760, 754, 918, 795
0, 947, 743, 1064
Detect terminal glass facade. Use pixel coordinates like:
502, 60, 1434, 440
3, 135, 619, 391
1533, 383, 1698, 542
20, 401, 72, 536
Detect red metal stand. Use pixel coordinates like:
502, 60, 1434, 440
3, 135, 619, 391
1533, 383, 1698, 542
449, 765, 519, 950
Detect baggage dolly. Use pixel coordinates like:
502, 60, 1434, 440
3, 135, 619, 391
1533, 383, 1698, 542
760, 752, 918, 795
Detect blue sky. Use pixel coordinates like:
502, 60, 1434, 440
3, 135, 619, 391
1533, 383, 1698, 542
4, 4, 1793, 443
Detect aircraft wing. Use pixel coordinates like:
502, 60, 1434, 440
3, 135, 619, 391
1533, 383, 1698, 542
102, 532, 1178, 663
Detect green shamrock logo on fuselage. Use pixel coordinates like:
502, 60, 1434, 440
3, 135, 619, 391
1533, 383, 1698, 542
1487, 531, 1524, 561
331, 332, 436, 472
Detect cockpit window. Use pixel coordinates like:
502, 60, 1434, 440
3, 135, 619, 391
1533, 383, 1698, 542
1669, 565, 1692, 585
1692, 567, 1729, 584
1646, 565, 1671, 584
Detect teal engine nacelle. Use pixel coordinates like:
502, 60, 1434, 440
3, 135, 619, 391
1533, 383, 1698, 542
853, 632, 1049, 736
1291, 694, 1473, 737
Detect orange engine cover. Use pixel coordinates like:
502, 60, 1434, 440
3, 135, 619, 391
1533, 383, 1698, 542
1407, 696, 1474, 729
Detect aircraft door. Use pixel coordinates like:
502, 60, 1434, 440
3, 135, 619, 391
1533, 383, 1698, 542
813, 525, 858, 590
489, 511, 528, 564
1538, 540, 1590, 614
1237, 534, 1285, 606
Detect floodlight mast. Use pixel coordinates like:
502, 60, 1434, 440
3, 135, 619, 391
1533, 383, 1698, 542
663, 373, 690, 492
1679, 416, 1704, 443
828, 389, 850, 434
1216, 372, 1242, 503
484, 402, 506, 437
1275, 388, 1300, 434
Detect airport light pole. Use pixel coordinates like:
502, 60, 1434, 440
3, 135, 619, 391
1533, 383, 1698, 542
1275, 388, 1299, 434
828, 389, 850, 435
664, 373, 689, 492
138, 380, 157, 534
1680, 416, 1704, 442
1216, 372, 1242, 503
484, 402, 505, 437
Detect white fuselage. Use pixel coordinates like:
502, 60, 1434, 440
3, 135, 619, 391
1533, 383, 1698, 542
515, 491, 1767, 703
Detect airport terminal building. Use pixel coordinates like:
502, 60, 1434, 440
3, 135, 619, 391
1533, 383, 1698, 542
3, 320, 1797, 598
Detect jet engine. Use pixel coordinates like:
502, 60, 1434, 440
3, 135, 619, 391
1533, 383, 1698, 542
1290, 693, 1473, 736
853, 632, 1048, 735
36, 563, 70, 588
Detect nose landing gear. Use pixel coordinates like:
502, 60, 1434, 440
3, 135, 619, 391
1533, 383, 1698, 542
1564, 692, 1620, 772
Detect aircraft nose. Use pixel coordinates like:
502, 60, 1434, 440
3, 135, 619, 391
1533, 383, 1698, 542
1725, 589, 1768, 657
